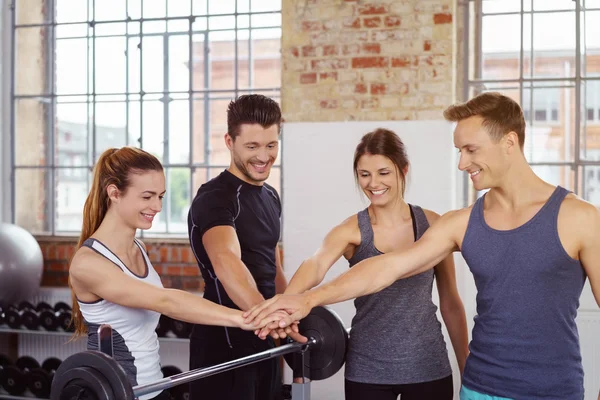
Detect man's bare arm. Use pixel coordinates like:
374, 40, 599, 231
306, 211, 460, 307
577, 201, 600, 307
203, 226, 265, 311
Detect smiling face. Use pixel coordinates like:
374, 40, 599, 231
107, 170, 166, 230
356, 153, 405, 207
226, 123, 280, 185
454, 115, 511, 191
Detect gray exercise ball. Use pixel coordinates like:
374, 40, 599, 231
0, 223, 44, 306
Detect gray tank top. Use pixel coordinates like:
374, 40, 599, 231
344, 205, 452, 384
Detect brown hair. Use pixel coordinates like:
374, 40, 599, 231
353, 128, 410, 196
227, 94, 282, 139
69, 146, 163, 338
443, 91, 526, 149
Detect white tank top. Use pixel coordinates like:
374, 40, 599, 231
78, 238, 164, 400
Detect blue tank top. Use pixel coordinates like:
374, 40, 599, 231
461, 186, 586, 400
345, 205, 452, 384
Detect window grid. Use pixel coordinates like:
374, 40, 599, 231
10, 0, 282, 236
468, 0, 600, 205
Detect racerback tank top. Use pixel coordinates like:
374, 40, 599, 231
344, 204, 452, 385
78, 238, 165, 400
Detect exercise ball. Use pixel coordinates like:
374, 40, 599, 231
0, 223, 43, 306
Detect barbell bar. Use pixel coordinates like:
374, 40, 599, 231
135, 337, 316, 398
50, 306, 349, 400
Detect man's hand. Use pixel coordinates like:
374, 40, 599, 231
243, 294, 314, 333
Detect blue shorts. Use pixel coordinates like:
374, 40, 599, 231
460, 385, 513, 400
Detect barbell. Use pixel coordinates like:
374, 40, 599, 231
49, 306, 349, 400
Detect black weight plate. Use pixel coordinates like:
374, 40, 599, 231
27, 367, 52, 398
16, 355, 41, 371
18, 301, 35, 311
36, 301, 54, 312
0, 365, 26, 395
42, 357, 63, 373
170, 382, 190, 400
54, 302, 72, 313
50, 351, 134, 400
5, 309, 21, 329
283, 306, 348, 381
0, 353, 12, 366
155, 314, 172, 337
21, 309, 40, 330
171, 320, 191, 338
58, 312, 74, 332
40, 310, 59, 331
54, 367, 112, 400
161, 365, 182, 377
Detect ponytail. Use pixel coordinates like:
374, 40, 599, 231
69, 148, 119, 339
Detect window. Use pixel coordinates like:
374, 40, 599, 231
522, 87, 560, 123
585, 79, 600, 123
468, 0, 600, 206
10, 0, 282, 235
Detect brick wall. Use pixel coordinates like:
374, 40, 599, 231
37, 238, 205, 291
281, 0, 461, 122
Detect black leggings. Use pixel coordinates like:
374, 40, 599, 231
345, 375, 453, 400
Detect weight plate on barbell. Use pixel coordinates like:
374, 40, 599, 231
50, 351, 134, 400
283, 306, 348, 381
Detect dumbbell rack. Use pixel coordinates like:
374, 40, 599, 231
0, 288, 197, 400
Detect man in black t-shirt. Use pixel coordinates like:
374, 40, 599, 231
186, 94, 289, 400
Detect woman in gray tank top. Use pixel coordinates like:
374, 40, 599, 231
282, 129, 469, 400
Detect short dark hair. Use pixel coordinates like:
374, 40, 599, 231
443, 92, 526, 149
353, 128, 410, 196
227, 94, 282, 139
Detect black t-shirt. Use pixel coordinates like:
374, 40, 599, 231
187, 169, 281, 310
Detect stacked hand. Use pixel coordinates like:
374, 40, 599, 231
243, 293, 315, 342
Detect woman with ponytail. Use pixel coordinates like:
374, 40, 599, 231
68, 147, 285, 400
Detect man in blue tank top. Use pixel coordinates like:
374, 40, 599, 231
244, 92, 600, 400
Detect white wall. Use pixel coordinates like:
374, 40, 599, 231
281, 120, 472, 399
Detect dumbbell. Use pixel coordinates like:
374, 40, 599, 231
155, 314, 173, 337
27, 357, 62, 398
0, 354, 13, 393
54, 302, 75, 332
0, 355, 40, 396
161, 365, 189, 400
171, 319, 192, 339
3, 301, 40, 330
36, 302, 63, 331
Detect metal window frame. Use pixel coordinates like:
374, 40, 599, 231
467, 0, 597, 201
9, 0, 283, 236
